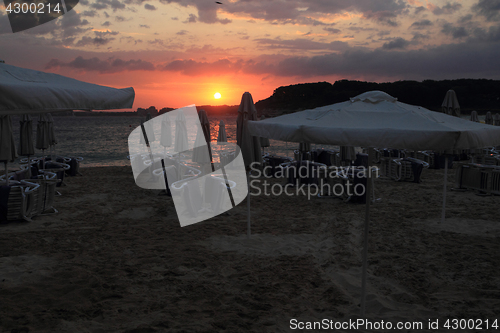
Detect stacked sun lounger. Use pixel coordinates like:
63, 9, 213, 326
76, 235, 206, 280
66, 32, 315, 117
380, 157, 429, 183
454, 163, 500, 195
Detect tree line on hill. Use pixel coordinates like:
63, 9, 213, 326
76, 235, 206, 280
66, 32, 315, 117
255, 79, 500, 115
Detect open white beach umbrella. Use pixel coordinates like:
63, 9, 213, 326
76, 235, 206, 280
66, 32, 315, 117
495, 113, 500, 126
160, 114, 172, 148
248, 90, 500, 316
236, 92, 262, 237
485, 111, 493, 125
0, 115, 17, 185
0, 63, 134, 116
441, 89, 460, 117
470, 110, 479, 122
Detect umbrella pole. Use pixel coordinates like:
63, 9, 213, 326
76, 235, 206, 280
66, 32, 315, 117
440, 156, 449, 224
4, 162, 8, 186
360, 147, 373, 317
247, 170, 251, 238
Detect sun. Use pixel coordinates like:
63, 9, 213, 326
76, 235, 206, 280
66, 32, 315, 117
214, 92, 221, 99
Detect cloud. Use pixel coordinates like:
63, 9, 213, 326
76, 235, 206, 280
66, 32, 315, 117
82, 10, 98, 17
75, 36, 115, 47
90, 0, 126, 11
184, 14, 197, 23
139, 24, 150, 28
323, 27, 341, 34
159, 58, 243, 76
428, 2, 462, 16
442, 23, 469, 39
144, 3, 157, 10
161, 0, 405, 26
45, 56, 155, 73
115, 16, 128, 22
410, 19, 433, 29
473, 0, 500, 22
414, 6, 426, 15
102, 21, 112, 26
382, 37, 410, 50
254, 38, 349, 51
176, 30, 188, 35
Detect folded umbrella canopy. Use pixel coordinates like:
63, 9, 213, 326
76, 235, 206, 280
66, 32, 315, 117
19, 114, 34, 157
0, 62, 134, 115
217, 120, 227, 143
441, 89, 460, 117
0, 115, 17, 185
485, 111, 493, 125
19, 114, 34, 177
236, 92, 262, 238
470, 110, 479, 122
160, 113, 172, 149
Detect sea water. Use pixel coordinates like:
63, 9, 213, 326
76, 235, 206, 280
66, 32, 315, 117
8, 114, 340, 168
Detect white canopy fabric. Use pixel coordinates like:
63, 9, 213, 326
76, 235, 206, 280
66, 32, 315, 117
0, 63, 134, 115
248, 91, 500, 150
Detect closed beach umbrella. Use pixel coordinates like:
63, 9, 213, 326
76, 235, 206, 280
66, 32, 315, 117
259, 116, 270, 150
217, 120, 227, 143
470, 110, 479, 122
441, 89, 460, 117
46, 113, 57, 146
236, 92, 262, 238
485, 111, 493, 125
236, 92, 262, 168
0, 115, 17, 185
160, 113, 172, 148
140, 113, 155, 144
198, 110, 211, 144
494, 113, 500, 126
19, 114, 34, 157
36, 114, 49, 151
198, 109, 212, 161
192, 122, 212, 173
340, 146, 356, 163
174, 110, 188, 154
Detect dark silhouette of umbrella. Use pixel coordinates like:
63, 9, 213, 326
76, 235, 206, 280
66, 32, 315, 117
0, 115, 17, 185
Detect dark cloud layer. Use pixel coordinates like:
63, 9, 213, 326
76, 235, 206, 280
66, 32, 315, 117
43, 34, 500, 81
159, 0, 407, 26
473, 0, 500, 21
46, 56, 155, 73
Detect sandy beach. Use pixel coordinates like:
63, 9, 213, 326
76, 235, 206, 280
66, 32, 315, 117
1, 165, 499, 332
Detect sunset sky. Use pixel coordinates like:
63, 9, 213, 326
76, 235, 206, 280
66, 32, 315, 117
1, 0, 500, 109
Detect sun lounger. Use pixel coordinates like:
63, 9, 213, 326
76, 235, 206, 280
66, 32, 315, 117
280, 160, 327, 186
473, 154, 500, 166
380, 157, 429, 182
0, 180, 40, 222
263, 155, 292, 178
454, 163, 500, 194
25, 171, 59, 215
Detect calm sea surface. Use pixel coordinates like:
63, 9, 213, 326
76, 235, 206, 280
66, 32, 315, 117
8, 115, 319, 168
8, 113, 491, 168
